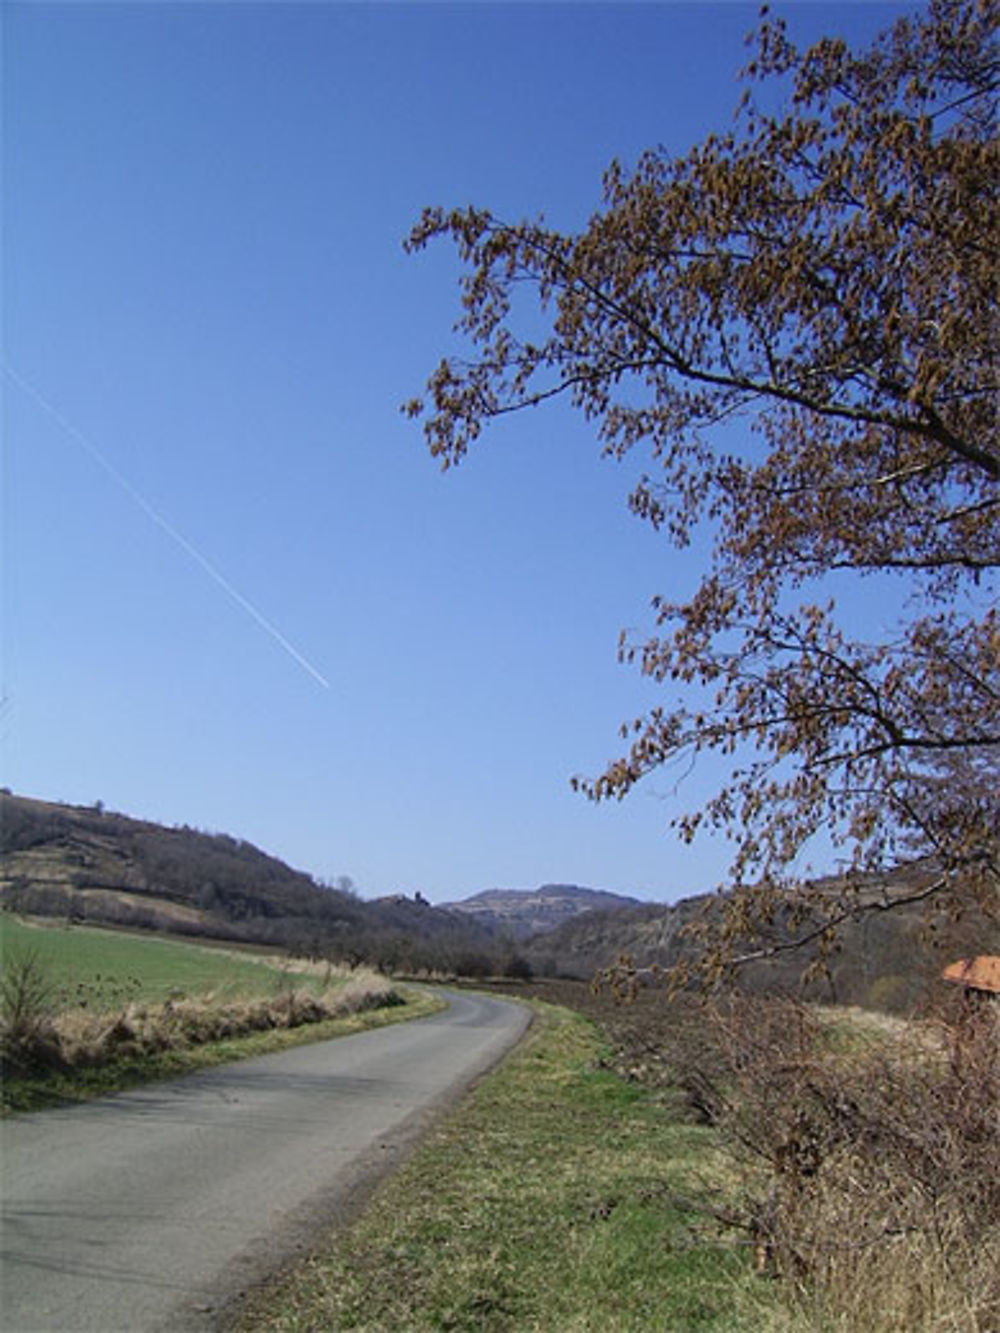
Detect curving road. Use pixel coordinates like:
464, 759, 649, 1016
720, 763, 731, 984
0, 990, 530, 1333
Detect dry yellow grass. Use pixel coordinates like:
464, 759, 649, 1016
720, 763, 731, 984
7, 969, 402, 1072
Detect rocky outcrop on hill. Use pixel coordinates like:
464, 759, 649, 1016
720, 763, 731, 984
439, 883, 641, 939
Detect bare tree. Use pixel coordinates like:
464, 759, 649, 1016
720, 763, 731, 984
405, 0, 999, 977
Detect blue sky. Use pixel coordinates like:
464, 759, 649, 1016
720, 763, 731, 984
2, 1, 911, 903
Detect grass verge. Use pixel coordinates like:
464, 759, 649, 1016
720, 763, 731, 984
2, 915, 450, 1112
232, 999, 776, 1333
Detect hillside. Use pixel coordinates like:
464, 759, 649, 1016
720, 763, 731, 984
439, 884, 641, 939
519, 864, 998, 1012
0, 793, 498, 974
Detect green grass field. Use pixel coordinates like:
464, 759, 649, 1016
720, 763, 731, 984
0, 915, 298, 1010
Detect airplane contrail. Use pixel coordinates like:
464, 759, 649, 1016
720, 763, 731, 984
3, 362, 330, 690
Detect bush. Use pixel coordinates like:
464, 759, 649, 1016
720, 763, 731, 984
478, 978, 999, 1330
0, 948, 63, 1074
503, 953, 534, 981
630, 994, 1000, 1331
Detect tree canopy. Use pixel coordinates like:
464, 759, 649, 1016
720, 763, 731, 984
405, 0, 999, 977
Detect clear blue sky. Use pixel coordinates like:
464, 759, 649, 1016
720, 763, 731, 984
2, 1, 911, 904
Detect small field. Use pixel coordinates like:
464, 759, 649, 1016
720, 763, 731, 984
0, 914, 299, 1008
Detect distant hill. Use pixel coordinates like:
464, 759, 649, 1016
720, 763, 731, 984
0, 792, 498, 974
440, 884, 641, 939
519, 864, 997, 1013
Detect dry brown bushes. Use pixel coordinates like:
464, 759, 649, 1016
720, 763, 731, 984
0, 948, 59, 1073
597, 987, 999, 1332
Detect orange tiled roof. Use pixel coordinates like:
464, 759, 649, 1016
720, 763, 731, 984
942, 956, 1000, 994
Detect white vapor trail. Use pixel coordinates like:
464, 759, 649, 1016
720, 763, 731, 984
3, 362, 330, 690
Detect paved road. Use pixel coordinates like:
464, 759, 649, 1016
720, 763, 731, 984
0, 990, 530, 1333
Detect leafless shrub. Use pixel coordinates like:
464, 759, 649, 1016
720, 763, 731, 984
646, 994, 999, 1330
0, 948, 64, 1073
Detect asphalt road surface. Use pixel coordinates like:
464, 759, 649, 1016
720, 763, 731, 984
0, 990, 530, 1333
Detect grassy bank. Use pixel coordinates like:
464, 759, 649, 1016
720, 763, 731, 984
233, 1000, 773, 1333
524, 981, 1000, 1333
